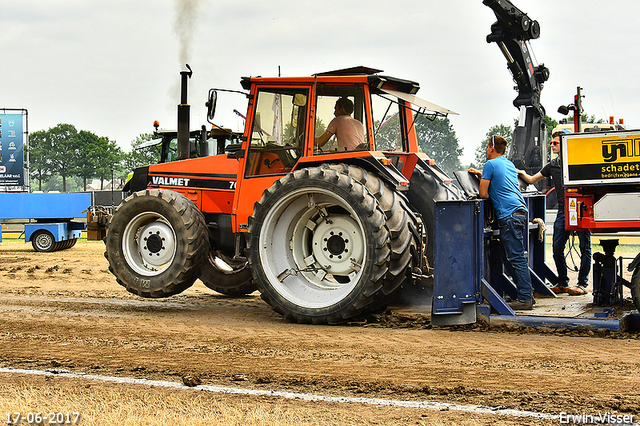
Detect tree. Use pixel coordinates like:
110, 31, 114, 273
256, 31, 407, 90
413, 115, 463, 176
47, 124, 79, 192
28, 130, 53, 191
73, 130, 101, 190
374, 113, 402, 152
371, 114, 463, 175
542, 116, 558, 142
95, 138, 124, 189
315, 117, 327, 136
470, 115, 561, 170
123, 133, 160, 172
564, 113, 604, 124
471, 124, 513, 170
28, 123, 132, 191
42, 175, 82, 193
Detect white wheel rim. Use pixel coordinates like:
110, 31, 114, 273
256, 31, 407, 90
259, 187, 368, 309
310, 215, 364, 276
35, 233, 54, 251
122, 212, 177, 276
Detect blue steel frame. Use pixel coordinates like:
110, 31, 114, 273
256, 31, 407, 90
0, 192, 90, 245
433, 195, 635, 331
24, 222, 84, 243
0, 193, 91, 220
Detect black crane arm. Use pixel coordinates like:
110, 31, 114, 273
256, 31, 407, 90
483, 0, 550, 174
483, 0, 549, 112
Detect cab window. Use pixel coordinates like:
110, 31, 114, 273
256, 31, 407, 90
314, 85, 369, 153
166, 138, 178, 162
246, 88, 308, 176
371, 92, 406, 152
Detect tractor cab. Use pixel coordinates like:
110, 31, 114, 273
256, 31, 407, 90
204, 67, 457, 178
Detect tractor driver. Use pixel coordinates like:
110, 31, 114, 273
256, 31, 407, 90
315, 97, 364, 151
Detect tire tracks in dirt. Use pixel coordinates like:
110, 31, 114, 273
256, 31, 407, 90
1, 291, 639, 417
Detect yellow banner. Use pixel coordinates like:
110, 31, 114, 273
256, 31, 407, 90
566, 134, 640, 166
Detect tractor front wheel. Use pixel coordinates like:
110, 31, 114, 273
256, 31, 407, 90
104, 189, 208, 298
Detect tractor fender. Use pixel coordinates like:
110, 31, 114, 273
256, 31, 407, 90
293, 155, 410, 193
411, 157, 464, 202
125, 166, 150, 193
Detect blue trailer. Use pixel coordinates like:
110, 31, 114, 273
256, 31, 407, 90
0, 192, 92, 251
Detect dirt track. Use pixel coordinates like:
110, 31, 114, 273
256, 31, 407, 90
1, 240, 640, 425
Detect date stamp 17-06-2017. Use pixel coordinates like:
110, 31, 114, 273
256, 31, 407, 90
6, 412, 81, 425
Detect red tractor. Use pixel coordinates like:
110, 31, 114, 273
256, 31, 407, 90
105, 0, 548, 324
105, 66, 461, 323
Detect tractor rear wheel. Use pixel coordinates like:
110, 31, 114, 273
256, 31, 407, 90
400, 165, 456, 304
323, 164, 416, 303
200, 251, 257, 296
631, 266, 640, 312
104, 189, 209, 298
249, 166, 391, 324
406, 166, 450, 270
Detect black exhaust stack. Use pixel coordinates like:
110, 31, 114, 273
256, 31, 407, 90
177, 64, 193, 160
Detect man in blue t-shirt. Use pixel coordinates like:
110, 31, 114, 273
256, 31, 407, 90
469, 135, 534, 310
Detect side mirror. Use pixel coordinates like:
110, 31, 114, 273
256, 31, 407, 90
206, 89, 218, 121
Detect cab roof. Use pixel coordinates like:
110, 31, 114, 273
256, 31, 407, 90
240, 66, 458, 116
241, 66, 419, 94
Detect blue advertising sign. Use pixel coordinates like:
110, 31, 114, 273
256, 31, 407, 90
0, 113, 24, 186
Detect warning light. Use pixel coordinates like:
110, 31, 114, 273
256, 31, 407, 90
620, 118, 624, 125
610, 116, 615, 124
153, 120, 160, 130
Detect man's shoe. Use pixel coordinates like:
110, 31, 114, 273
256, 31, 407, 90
550, 286, 568, 294
508, 300, 533, 310
567, 286, 588, 296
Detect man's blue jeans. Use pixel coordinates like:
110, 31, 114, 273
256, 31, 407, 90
498, 212, 533, 302
553, 211, 591, 286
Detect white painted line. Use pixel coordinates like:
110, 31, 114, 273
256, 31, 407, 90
0, 367, 558, 421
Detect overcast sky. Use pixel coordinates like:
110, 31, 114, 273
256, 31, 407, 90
3, 0, 639, 165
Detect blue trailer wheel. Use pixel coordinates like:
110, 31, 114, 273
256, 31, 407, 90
32, 230, 56, 252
